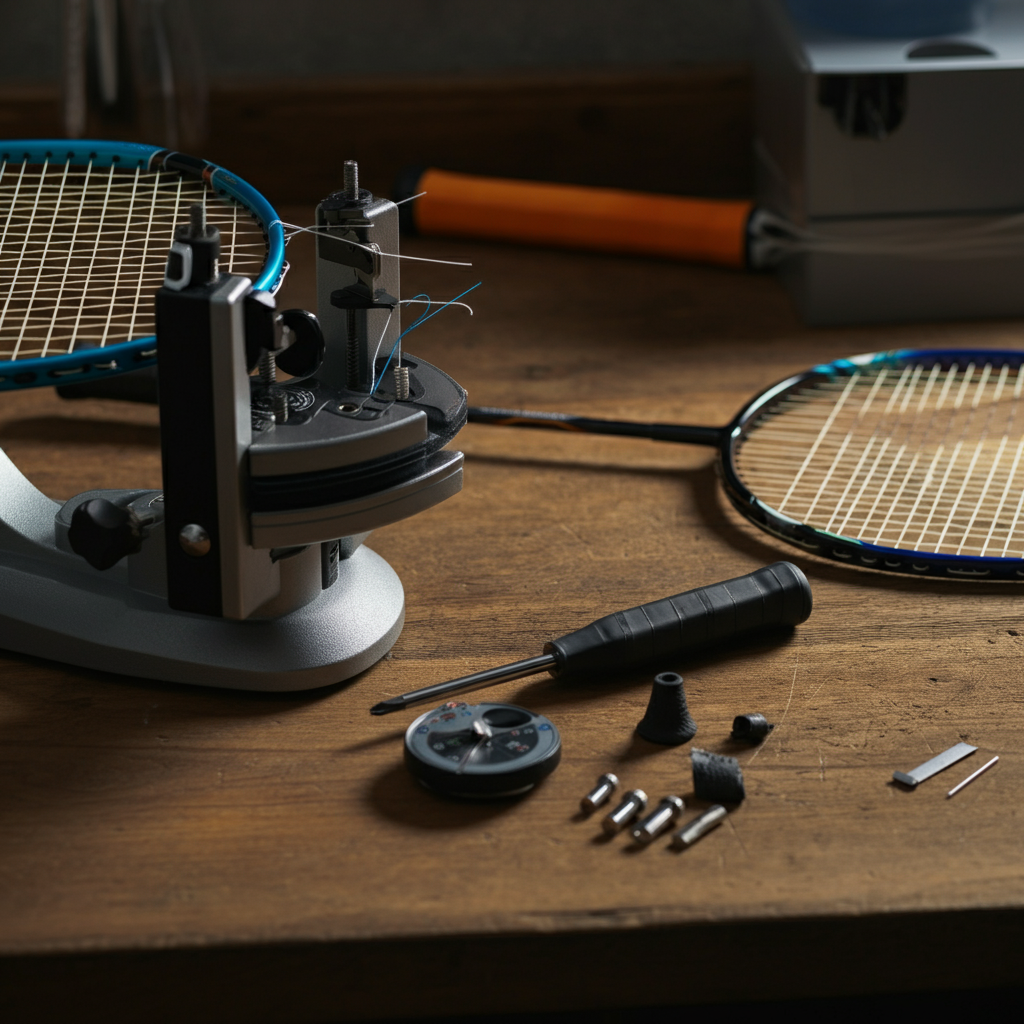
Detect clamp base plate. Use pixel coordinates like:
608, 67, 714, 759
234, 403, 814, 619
0, 544, 404, 692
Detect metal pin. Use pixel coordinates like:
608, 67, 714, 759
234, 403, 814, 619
580, 772, 619, 812
670, 805, 727, 849
602, 789, 647, 835
947, 755, 998, 798
630, 795, 684, 845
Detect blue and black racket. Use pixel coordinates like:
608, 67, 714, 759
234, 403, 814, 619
470, 348, 1024, 580
0, 139, 284, 392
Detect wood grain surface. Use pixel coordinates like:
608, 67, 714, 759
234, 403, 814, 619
1, 211, 1022, 1021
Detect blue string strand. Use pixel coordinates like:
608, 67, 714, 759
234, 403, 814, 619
374, 281, 481, 393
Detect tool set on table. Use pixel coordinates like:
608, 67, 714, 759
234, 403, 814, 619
0, 143, 1002, 842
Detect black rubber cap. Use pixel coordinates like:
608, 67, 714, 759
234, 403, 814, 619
691, 748, 745, 803
731, 712, 774, 742
636, 672, 698, 745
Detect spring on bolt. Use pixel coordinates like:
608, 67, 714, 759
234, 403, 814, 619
258, 349, 276, 385
394, 364, 410, 400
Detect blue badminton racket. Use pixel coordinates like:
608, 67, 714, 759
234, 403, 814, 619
470, 348, 1024, 580
0, 139, 284, 392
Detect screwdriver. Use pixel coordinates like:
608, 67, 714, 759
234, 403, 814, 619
370, 562, 812, 715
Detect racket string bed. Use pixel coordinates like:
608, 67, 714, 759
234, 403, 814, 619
735, 360, 1024, 559
0, 156, 267, 363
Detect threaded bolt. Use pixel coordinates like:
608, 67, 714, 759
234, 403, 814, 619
272, 388, 289, 425
188, 203, 206, 237
394, 364, 410, 401
343, 159, 359, 201
258, 348, 277, 385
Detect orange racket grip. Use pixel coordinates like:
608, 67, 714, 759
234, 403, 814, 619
408, 168, 753, 269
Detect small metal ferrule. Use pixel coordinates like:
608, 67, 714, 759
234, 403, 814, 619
602, 788, 647, 835
580, 772, 619, 812
630, 795, 684, 845
670, 804, 728, 850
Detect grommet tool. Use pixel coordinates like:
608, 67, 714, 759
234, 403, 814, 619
372, 562, 813, 714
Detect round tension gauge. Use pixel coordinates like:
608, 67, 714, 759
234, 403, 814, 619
404, 701, 561, 798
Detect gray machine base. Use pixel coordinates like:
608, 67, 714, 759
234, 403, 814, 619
0, 447, 405, 692
0, 545, 405, 691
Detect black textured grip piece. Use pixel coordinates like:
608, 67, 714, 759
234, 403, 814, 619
691, 748, 745, 803
546, 562, 811, 679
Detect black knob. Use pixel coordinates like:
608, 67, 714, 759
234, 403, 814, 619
276, 308, 325, 380
68, 498, 145, 571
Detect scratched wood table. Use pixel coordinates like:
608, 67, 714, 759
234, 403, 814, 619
1, 216, 1022, 1022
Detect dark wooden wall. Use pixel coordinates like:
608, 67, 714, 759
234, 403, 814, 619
0, 66, 753, 204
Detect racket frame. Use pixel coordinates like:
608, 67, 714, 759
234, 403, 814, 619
721, 347, 1024, 580
0, 139, 285, 392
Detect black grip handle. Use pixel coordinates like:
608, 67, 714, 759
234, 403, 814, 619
545, 562, 811, 679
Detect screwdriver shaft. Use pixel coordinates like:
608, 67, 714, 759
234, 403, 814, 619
369, 652, 557, 715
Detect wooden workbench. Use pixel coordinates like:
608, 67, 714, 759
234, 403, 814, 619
1, 218, 1022, 1021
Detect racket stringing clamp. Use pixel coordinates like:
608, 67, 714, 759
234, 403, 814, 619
0, 161, 466, 690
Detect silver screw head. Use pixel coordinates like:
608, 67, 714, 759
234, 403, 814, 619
580, 772, 619, 812
601, 788, 648, 834
179, 523, 211, 557
630, 794, 685, 845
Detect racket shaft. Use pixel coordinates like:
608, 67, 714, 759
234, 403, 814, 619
547, 562, 812, 678
467, 407, 721, 445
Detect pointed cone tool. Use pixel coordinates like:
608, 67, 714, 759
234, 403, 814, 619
636, 672, 697, 745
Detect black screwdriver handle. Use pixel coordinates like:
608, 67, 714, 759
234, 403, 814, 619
545, 562, 811, 679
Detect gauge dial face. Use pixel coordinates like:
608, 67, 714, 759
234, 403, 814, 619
404, 701, 561, 797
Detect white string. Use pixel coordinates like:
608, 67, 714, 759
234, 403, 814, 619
270, 220, 473, 267
394, 190, 426, 207
777, 372, 863, 515
67, 162, 116, 354
751, 208, 1024, 265
984, 368, 1024, 556
125, 168, 166, 344
799, 370, 889, 522
366, 308, 394, 394
41, 159, 93, 358
24, 158, 72, 359
98, 163, 143, 348
401, 297, 474, 315
1, 161, 270, 361
828, 365, 917, 536
0, 159, 39, 351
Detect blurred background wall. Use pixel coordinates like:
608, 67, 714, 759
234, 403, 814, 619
0, 1, 751, 82
0, 1, 755, 203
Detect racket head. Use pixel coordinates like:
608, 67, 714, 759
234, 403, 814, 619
720, 347, 1024, 580
0, 139, 285, 392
